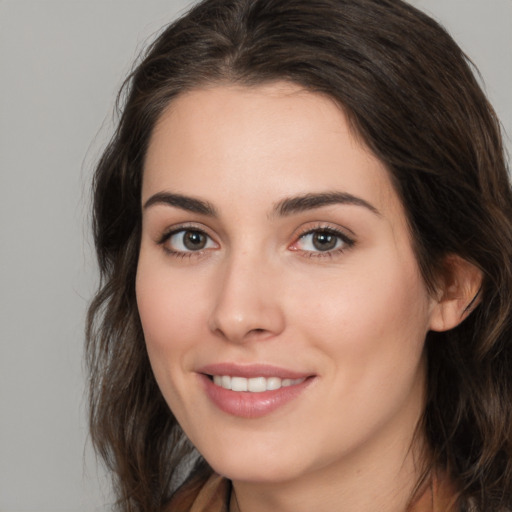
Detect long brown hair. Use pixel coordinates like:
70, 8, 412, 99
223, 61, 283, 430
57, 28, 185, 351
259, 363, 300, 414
86, 0, 512, 510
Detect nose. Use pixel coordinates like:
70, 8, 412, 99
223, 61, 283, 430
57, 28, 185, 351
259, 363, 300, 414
208, 251, 285, 344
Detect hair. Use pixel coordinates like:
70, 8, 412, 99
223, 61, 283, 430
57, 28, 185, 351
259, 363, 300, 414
86, 0, 512, 510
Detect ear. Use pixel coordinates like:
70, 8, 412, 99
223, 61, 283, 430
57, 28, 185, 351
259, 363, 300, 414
429, 255, 483, 332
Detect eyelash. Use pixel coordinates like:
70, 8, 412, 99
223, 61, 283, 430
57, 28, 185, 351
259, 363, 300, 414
158, 224, 218, 259
157, 224, 355, 260
291, 225, 355, 259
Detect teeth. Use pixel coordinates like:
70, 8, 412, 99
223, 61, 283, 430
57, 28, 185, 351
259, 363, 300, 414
211, 375, 305, 392
231, 376, 248, 392
266, 377, 282, 390
247, 376, 266, 392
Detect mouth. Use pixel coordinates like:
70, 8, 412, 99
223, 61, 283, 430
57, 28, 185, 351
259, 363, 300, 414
197, 364, 315, 418
207, 375, 306, 392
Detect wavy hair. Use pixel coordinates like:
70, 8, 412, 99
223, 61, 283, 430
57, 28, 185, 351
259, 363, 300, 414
86, 0, 512, 510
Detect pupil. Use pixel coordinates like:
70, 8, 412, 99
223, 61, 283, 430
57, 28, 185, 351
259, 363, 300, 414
313, 231, 336, 251
184, 231, 206, 250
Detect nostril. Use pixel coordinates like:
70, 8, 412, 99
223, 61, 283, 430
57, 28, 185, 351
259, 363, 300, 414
245, 328, 273, 340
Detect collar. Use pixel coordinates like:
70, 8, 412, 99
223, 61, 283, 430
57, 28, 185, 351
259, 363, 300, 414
168, 472, 456, 512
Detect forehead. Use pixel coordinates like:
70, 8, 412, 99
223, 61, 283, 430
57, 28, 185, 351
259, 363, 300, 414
143, 82, 402, 221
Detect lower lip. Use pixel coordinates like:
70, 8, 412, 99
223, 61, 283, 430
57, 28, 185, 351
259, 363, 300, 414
199, 374, 314, 418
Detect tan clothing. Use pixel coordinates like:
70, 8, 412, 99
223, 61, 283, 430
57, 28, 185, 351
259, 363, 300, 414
166, 472, 457, 512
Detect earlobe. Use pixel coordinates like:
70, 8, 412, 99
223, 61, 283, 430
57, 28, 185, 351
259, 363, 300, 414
429, 255, 483, 332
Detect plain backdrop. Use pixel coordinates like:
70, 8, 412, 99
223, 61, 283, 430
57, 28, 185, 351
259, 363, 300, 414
0, 1, 510, 511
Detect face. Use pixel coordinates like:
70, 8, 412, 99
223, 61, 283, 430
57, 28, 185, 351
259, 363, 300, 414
136, 83, 440, 485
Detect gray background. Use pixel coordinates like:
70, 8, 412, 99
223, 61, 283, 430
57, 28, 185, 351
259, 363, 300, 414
0, 1, 510, 510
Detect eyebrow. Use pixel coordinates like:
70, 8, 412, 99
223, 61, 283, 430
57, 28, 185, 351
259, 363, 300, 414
143, 192, 217, 216
143, 190, 380, 218
274, 192, 380, 217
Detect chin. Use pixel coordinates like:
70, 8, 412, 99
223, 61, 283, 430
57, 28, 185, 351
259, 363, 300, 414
204, 445, 305, 483
216, 464, 302, 484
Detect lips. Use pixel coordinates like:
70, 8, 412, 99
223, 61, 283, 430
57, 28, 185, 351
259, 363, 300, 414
197, 363, 314, 418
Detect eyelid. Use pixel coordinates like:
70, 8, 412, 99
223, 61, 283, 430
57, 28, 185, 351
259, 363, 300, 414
289, 223, 356, 256
157, 222, 219, 256
157, 222, 214, 243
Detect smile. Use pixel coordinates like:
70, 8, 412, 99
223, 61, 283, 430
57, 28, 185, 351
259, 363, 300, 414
212, 375, 306, 392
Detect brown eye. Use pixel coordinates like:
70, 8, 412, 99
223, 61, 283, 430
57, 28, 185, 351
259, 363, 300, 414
311, 231, 338, 251
183, 230, 207, 250
164, 229, 217, 253
293, 228, 354, 255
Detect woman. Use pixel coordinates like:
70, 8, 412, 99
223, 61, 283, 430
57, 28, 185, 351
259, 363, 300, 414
86, 0, 512, 511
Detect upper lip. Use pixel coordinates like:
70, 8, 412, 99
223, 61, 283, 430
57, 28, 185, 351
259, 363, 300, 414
197, 363, 313, 380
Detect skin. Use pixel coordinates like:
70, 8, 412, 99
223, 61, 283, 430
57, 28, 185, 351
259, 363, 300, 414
136, 83, 454, 512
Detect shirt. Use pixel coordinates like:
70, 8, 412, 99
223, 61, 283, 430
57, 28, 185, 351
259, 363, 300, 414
166, 472, 457, 512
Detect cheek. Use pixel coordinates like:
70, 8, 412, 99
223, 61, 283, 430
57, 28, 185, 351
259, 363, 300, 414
295, 259, 430, 429
136, 258, 205, 343
290, 253, 431, 377
135, 255, 212, 393
135, 254, 213, 423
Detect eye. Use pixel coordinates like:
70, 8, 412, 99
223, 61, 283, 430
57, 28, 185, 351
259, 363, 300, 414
291, 227, 354, 255
161, 228, 217, 254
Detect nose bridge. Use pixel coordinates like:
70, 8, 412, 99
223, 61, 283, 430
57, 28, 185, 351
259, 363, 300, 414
209, 244, 284, 343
